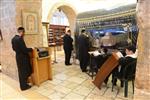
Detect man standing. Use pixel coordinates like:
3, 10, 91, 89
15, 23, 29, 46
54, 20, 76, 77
11, 27, 33, 90
63, 30, 73, 65
78, 29, 90, 72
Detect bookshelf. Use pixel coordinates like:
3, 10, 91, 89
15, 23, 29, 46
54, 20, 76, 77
48, 24, 68, 46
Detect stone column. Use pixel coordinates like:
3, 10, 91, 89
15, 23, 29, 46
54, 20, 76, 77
134, 0, 150, 99
0, 0, 43, 80
0, 0, 18, 79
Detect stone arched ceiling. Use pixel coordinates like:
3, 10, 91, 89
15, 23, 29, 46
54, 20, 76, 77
46, 2, 77, 33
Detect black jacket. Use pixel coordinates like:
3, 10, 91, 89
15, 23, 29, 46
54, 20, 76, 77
78, 34, 90, 62
12, 35, 32, 78
119, 56, 137, 79
63, 34, 73, 51
78, 34, 89, 54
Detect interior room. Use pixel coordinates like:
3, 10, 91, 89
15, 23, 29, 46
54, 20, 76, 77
0, 0, 150, 100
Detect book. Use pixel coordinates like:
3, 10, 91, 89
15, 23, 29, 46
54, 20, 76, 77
116, 51, 124, 58
88, 51, 101, 56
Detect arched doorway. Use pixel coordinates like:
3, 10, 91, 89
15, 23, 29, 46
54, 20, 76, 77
45, 3, 77, 63
50, 9, 69, 26
47, 3, 77, 33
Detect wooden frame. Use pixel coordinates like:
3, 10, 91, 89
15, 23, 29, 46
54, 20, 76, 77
93, 53, 119, 89
42, 22, 49, 47
22, 11, 38, 34
30, 47, 52, 86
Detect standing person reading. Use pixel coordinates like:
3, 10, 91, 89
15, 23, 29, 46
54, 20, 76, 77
78, 29, 90, 72
11, 27, 33, 90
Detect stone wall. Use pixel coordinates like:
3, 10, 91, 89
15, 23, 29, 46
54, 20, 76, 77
0, 0, 18, 79
134, 0, 150, 99
0, 0, 43, 80
16, 0, 43, 47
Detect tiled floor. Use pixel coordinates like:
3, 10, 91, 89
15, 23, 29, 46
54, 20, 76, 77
0, 49, 134, 100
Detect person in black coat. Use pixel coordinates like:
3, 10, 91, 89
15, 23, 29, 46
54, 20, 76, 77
63, 30, 73, 65
112, 45, 137, 87
78, 30, 90, 72
118, 46, 137, 78
11, 27, 33, 90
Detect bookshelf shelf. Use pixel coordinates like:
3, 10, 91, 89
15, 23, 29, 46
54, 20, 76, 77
48, 24, 68, 46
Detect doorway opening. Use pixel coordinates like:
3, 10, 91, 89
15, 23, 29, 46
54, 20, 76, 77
47, 5, 76, 64
49, 9, 69, 63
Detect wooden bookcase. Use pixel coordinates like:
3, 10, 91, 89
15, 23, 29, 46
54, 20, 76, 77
48, 24, 68, 46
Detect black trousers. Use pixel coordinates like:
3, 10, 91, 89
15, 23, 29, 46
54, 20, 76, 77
64, 50, 72, 65
79, 54, 89, 71
79, 57, 87, 71
18, 69, 29, 90
16, 55, 32, 90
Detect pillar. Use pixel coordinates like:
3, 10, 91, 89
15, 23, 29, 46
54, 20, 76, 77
0, 0, 43, 80
134, 0, 150, 99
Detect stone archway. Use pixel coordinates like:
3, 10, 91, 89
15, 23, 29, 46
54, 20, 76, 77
47, 3, 77, 34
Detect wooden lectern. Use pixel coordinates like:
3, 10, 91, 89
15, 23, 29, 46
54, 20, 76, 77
93, 53, 119, 89
30, 47, 52, 86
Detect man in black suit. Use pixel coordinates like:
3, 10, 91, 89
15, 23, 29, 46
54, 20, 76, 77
78, 30, 90, 72
118, 45, 137, 78
11, 27, 33, 90
112, 45, 137, 87
63, 30, 73, 65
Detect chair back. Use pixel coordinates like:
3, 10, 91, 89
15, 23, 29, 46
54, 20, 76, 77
123, 59, 137, 80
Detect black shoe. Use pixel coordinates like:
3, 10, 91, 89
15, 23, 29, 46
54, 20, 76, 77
113, 83, 117, 86
21, 85, 31, 91
120, 82, 124, 87
82, 69, 87, 72
66, 63, 72, 66
112, 81, 117, 86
